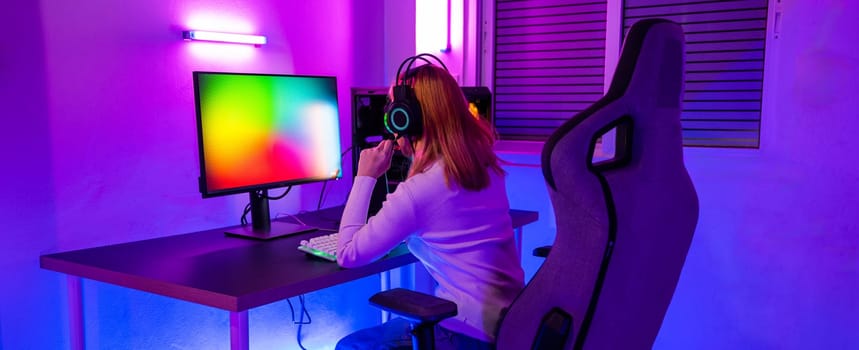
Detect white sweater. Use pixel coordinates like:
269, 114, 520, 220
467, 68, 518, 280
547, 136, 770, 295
337, 162, 525, 342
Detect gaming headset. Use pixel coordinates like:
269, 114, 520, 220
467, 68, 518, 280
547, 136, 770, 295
383, 53, 449, 137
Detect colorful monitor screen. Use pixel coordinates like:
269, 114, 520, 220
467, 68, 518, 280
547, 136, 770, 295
193, 71, 342, 197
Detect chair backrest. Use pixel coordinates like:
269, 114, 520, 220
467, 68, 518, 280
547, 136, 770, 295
495, 19, 699, 349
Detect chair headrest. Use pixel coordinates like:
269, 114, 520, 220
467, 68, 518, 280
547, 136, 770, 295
542, 19, 685, 190
606, 18, 684, 108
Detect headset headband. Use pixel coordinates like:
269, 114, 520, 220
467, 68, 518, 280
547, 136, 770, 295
394, 53, 449, 85
383, 54, 449, 138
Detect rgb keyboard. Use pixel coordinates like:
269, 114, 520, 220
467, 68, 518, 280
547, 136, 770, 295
298, 233, 338, 262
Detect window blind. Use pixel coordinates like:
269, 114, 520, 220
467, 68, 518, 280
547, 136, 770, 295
493, 0, 608, 140
624, 0, 768, 148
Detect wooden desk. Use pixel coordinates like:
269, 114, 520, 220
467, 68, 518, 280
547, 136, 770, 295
40, 206, 538, 350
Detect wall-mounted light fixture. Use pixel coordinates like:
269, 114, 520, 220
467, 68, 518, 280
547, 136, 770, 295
182, 30, 267, 45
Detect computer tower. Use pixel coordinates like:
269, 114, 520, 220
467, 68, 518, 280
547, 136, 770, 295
461, 86, 493, 125
351, 87, 411, 216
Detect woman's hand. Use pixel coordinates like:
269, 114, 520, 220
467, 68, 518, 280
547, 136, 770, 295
395, 134, 415, 158
357, 139, 395, 178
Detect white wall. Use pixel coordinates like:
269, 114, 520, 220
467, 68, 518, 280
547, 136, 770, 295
657, 1, 858, 347
494, 0, 859, 348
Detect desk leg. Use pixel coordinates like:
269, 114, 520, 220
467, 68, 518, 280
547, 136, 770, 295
380, 270, 391, 323
514, 227, 523, 259
67, 276, 85, 350
230, 311, 249, 350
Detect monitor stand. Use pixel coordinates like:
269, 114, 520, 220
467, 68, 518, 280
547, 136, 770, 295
225, 190, 318, 240
225, 221, 317, 240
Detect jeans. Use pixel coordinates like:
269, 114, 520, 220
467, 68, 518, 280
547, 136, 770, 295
335, 317, 495, 350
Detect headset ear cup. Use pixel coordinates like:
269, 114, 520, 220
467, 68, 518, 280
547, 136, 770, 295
384, 85, 423, 136
384, 54, 444, 137
384, 101, 411, 134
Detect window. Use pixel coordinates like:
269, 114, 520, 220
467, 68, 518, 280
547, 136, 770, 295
624, 0, 768, 148
487, 0, 769, 148
492, 0, 608, 140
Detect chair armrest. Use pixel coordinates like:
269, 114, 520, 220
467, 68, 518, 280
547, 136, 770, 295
369, 288, 457, 323
533, 245, 552, 258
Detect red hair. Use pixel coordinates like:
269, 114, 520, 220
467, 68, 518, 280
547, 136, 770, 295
404, 65, 503, 191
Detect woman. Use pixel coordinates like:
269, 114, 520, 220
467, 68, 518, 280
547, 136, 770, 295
335, 59, 524, 349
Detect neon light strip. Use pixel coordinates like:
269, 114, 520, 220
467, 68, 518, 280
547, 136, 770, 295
182, 30, 267, 45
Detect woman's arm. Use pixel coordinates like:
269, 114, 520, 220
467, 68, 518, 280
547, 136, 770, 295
337, 139, 419, 267
336, 175, 419, 267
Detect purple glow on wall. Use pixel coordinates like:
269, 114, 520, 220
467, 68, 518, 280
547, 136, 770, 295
0, 0, 380, 348
4, 0, 859, 348
183, 30, 267, 45
185, 12, 257, 33
186, 41, 259, 61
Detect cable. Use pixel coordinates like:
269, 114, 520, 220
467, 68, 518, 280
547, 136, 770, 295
240, 202, 252, 225
383, 172, 391, 194
294, 295, 311, 350
340, 145, 355, 160
264, 186, 292, 200
239, 187, 292, 225
316, 146, 354, 210
285, 296, 311, 326
298, 295, 311, 324
287, 298, 296, 321
276, 212, 308, 227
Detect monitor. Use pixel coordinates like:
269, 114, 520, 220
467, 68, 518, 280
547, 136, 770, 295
193, 71, 342, 239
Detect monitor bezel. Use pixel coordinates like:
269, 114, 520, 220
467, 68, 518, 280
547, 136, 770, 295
193, 70, 343, 199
